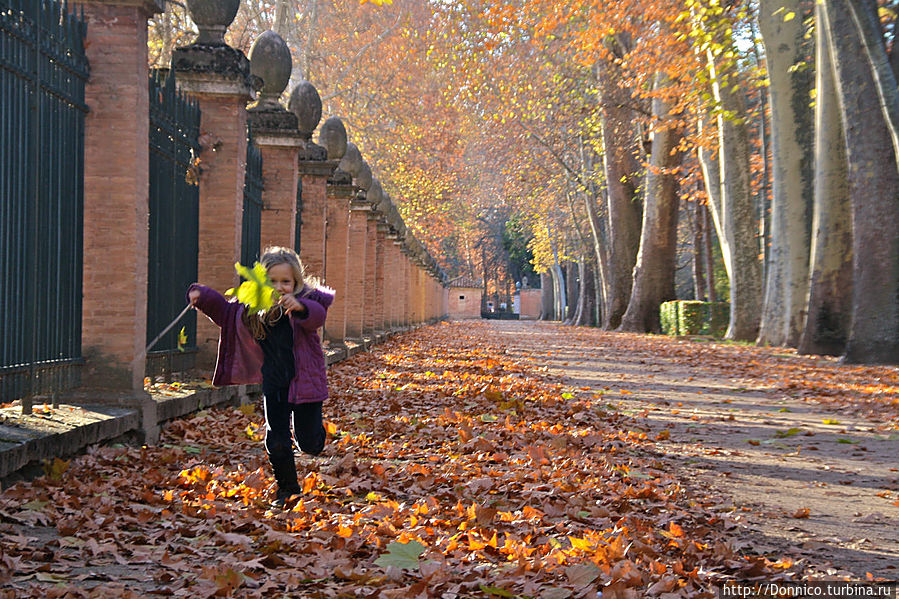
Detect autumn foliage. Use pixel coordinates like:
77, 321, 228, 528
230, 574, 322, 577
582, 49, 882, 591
11, 321, 894, 596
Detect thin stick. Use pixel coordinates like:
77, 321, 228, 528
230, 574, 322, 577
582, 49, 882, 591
146, 304, 192, 352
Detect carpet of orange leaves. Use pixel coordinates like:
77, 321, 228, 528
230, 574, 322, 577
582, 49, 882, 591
4, 321, 888, 598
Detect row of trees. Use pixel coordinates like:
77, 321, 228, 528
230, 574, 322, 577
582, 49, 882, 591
149, 0, 898, 364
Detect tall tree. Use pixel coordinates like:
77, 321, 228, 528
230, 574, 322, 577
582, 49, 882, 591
756, 0, 815, 347
798, 2, 852, 356
596, 50, 643, 330
822, 0, 899, 364
694, 11, 763, 340
619, 75, 683, 333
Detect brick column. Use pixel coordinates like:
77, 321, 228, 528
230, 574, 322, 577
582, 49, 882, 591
401, 248, 411, 327
383, 236, 397, 329
75, 0, 162, 441
324, 174, 354, 344
297, 155, 331, 279
363, 218, 381, 335
248, 109, 301, 249
247, 31, 300, 250
173, 44, 256, 367
345, 197, 371, 340
372, 225, 389, 331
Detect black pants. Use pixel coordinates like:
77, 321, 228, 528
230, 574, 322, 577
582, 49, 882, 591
263, 383, 326, 492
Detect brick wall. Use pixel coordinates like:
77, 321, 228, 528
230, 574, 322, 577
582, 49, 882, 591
518, 289, 542, 319
449, 287, 483, 319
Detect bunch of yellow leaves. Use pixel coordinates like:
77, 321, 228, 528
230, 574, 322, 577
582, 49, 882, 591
225, 262, 278, 315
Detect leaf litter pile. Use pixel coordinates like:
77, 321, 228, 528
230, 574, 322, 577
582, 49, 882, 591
1, 322, 830, 598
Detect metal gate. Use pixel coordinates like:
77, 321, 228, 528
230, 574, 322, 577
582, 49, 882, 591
146, 69, 200, 377
0, 0, 89, 405
241, 133, 263, 266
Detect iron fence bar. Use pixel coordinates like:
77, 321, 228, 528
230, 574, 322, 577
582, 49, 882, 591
145, 69, 199, 370
0, 0, 87, 407
241, 131, 264, 266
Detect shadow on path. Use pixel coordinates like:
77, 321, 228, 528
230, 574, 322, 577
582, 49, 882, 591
490, 320, 899, 579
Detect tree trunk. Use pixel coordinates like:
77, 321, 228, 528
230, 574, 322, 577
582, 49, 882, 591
551, 263, 565, 321
704, 206, 718, 304
698, 58, 763, 340
846, 0, 899, 166
799, 3, 853, 356
577, 130, 613, 329
597, 57, 643, 330
157, 2, 173, 69
619, 76, 682, 333
273, 0, 290, 37
565, 261, 579, 324
757, 0, 815, 347
692, 200, 708, 301
823, 0, 899, 364
575, 260, 597, 326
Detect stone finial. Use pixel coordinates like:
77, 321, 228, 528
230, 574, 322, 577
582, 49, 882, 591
249, 31, 292, 108
318, 117, 347, 161
339, 142, 363, 176
186, 0, 239, 46
367, 179, 384, 206
355, 161, 373, 190
378, 192, 392, 213
288, 81, 322, 140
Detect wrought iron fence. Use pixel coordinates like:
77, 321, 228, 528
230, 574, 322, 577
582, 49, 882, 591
0, 0, 89, 408
146, 69, 200, 379
241, 133, 264, 266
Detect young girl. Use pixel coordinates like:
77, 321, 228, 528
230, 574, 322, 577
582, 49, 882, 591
187, 246, 334, 508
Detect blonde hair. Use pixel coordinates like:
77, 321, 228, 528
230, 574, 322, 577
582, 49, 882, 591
243, 246, 322, 340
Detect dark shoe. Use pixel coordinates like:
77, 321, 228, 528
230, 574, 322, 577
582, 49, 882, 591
271, 486, 301, 509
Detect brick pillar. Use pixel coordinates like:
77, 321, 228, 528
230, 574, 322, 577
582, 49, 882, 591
401, 249, 411, 327
372, 225, 388, 332
247, 31, 300, 251
324, 173, 353, 344
297, 153, 331, 280
251, 126, 301, 249
417, 267, 425, 324
345, 197, 370, 339
173, 44, 255, 367
79, 0, 158, 388
76, 0, 162, 440
384, 236, 398, 328
363, 218, 380, 335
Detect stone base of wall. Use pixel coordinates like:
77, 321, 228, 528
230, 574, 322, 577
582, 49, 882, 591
0, 324, 426, 480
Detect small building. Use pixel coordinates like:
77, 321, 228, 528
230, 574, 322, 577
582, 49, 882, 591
516, 288, 541, 319
447, 277, 484, 319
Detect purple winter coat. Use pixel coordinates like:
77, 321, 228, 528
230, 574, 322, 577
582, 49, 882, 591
187, 283, 335, 404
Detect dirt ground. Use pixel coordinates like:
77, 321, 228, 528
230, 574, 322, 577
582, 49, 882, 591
494, 320, 899, 579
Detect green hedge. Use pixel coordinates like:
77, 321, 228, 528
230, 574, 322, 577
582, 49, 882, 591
660, 301, 729, 337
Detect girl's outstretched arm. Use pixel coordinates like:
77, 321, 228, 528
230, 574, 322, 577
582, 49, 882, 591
293, 296, 327, 330
186, 284, 231, 327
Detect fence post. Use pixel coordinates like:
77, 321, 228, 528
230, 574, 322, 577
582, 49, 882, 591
247, 31, 302, 251
364, 206, 382, 338
322, 135, 354, 346
76, 0, 163, 442
171, 5, 257, 369
291, 82, 332, 292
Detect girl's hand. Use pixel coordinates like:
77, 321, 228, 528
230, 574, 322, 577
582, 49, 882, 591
279, 294, 306, 315
188, 289, 201, 306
